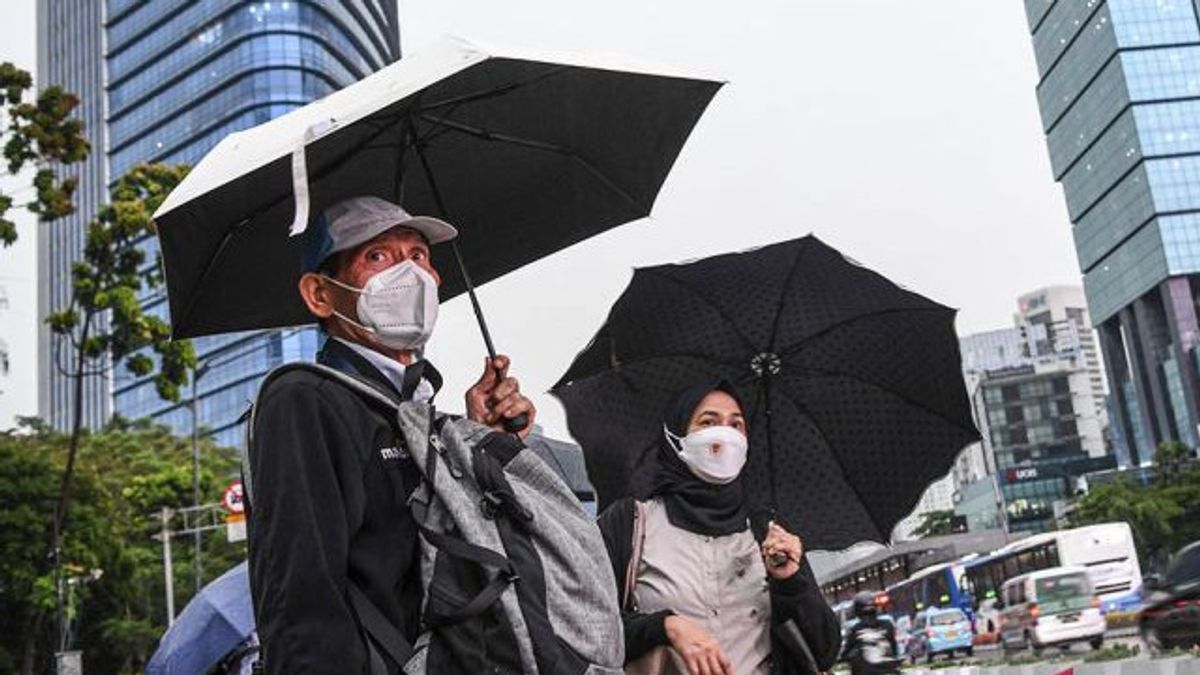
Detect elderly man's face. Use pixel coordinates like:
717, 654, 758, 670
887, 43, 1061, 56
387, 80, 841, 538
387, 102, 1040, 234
331, 226, 441, 289
298, 225, 443, 359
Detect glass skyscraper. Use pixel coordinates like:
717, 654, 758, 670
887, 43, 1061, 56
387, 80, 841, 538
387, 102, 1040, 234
1025, 0, 1200, 465
37, 0, 111, 432
41, 2, 400, 445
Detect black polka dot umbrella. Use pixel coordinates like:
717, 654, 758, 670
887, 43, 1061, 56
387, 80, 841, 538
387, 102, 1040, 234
551, 236, 980, 550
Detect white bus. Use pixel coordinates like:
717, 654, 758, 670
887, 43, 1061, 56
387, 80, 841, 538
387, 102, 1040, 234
962, 523, 1142, 613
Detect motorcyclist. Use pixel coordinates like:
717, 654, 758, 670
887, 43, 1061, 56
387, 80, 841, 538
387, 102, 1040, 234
842, 591, 901, 675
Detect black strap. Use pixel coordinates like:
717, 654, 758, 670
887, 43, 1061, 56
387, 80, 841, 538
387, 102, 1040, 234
400, 359, 427, 401
348, 582, 414, 674
775, 618, 821, 675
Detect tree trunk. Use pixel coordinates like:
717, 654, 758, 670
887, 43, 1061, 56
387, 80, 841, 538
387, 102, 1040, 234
55, 312, 92, 536
20, 610, 44, 675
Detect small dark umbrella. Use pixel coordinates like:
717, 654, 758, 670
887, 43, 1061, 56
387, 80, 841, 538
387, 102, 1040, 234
552, 236, 980, 550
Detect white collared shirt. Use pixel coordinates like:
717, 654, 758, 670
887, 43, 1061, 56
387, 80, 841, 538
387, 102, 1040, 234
332, 337, 436, 403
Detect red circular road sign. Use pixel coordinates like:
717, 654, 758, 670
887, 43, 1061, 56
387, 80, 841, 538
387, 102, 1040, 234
221, 481, 245, 514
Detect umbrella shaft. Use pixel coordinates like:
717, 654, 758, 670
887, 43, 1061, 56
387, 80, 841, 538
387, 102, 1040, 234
452, 239, 498, 359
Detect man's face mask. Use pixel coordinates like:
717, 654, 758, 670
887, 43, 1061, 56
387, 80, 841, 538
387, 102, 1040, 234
324, 260, 439, 350
665, 424, 749, 484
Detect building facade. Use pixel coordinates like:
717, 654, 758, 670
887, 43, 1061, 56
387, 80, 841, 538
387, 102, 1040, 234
1025, 0, 1200, 465
41, 2, 400, 445
36, 0, 111, 431
959, 286, 1116, 533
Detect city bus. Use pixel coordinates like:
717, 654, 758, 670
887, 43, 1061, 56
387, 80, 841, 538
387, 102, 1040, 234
884, 561, 976, 626
961, 523, 1142, 612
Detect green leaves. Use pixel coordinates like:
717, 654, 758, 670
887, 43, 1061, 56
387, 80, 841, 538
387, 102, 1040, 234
51, 162, 196, 398
0, 63, 90, 245
1071, 443, 1200, 565
0, 421, 245, 673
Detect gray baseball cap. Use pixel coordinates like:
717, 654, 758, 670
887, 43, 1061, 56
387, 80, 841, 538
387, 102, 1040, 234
302, 195, 457, 271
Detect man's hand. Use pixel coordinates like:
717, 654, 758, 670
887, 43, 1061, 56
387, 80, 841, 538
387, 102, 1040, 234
466, 355, 536, 439
664, 615, 732, 675
761, 521, 803, 580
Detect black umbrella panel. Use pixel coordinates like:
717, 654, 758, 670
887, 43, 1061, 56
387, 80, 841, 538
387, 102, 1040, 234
155, 53, 721, 340
552, 236, 980, 551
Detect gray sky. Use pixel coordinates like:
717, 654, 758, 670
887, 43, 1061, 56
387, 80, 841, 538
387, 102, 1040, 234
1, 1, 1080, 438
0, 0, 39, 427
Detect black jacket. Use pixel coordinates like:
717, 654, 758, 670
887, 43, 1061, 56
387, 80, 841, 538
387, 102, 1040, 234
597, 498, 841, 674
247, 339, 440, 674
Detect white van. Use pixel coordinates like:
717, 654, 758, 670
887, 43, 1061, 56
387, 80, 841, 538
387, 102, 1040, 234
999, 566, 1106, 652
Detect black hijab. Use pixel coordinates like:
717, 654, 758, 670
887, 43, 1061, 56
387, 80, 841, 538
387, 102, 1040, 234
634, 380, 750, 537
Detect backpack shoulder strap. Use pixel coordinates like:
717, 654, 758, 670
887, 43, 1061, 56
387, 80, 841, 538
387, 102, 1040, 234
242, 361, 401, 507
348, 581, 414, 674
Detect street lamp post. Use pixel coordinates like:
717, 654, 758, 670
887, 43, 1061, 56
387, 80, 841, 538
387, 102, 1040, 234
189, 360, 211, 595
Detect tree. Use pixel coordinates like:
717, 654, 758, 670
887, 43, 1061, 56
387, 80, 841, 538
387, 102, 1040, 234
45, 163, 196, 538
912, 509, 956, 538
0, 61, 90, 246
1, 419, 244, 674
1071, 442, 1200, 567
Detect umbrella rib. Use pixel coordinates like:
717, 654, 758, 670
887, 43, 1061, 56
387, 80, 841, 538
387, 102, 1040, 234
784, 365, 980, 437
641, 267, 763, 355
552, 350, 746, 390
418, 113, 645, 214
769, 375, 890, 543
779, 306, 953, 356
417, 66, 572, 111
766, 238, 812, 353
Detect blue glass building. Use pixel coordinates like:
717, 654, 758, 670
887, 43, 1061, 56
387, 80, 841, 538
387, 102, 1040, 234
1025, 0, 1200, 464
105, 1, 400, 447
37, 0, 111, 432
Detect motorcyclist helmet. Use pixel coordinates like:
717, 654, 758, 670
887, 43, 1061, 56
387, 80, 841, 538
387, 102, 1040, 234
853, 591, 880, 619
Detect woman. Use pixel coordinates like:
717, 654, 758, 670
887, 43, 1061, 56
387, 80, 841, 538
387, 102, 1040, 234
598, 381, 841, 675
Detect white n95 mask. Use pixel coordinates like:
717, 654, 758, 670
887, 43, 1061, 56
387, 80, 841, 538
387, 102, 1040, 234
324, 260, 439, 350
665, 425, 749, 484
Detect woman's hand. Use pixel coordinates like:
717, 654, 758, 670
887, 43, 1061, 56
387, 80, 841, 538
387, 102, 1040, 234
664, 615, 732, 675
761, 521, 803, 580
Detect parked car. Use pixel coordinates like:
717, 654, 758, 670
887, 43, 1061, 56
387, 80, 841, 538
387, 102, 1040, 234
904, 607, 973, 663
998, 566, 1106, 653
1140, 541, 1200, 652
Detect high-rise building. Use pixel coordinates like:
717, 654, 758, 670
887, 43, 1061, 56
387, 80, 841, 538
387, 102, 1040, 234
1024, 0, 1200, 465
40, 2, 401, 445
36, 0, 110, 432
959, 286, 1117, 532
1016, 285, 1108, 416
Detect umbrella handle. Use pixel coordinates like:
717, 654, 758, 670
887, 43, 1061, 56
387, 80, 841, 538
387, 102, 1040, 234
503, 413, 530, 434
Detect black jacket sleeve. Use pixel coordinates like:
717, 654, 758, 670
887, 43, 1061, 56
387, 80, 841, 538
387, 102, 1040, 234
768, 558, 843, 671
596, 498, 674, 659
248, 378, 370, 674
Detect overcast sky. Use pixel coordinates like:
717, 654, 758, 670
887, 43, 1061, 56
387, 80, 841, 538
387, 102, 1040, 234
0, 1, 1079, 438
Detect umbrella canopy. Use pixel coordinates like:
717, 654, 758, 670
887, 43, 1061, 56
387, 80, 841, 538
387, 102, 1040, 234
552, 236, 980, 550
153, 36, 721, 338
146, 561, 255, 675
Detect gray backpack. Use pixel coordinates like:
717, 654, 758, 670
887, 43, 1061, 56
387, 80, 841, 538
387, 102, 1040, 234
243, 363, 624, 674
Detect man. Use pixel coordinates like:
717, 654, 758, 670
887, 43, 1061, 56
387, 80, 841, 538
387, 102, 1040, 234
247, 195, 536, 673
841, 592, 901, 675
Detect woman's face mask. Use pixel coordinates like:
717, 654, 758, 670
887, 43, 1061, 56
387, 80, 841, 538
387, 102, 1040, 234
324, 260, 439, 350
665, 424, 748, 484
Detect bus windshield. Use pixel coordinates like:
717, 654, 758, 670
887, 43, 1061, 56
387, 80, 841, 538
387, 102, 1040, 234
1035, 574, 1091, 613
